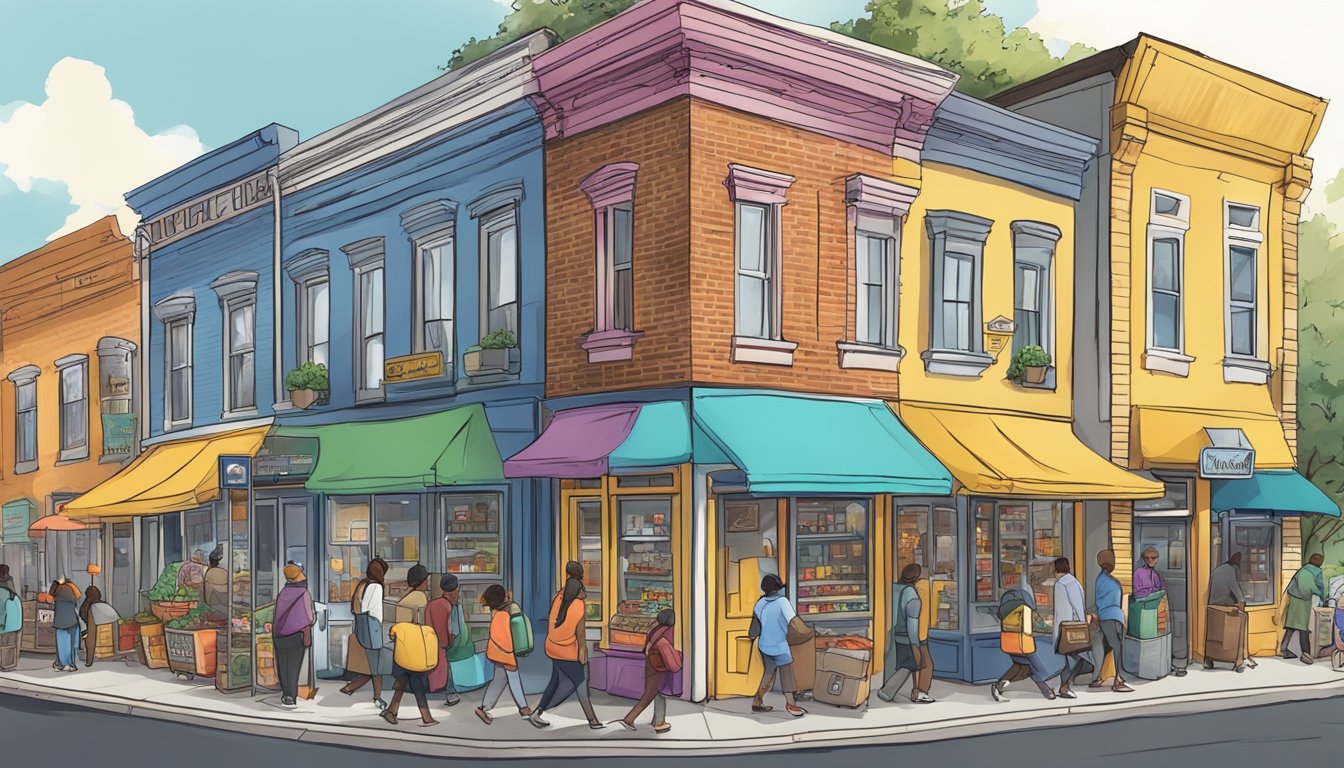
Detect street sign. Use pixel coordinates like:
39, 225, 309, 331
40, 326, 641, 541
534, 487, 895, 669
218, 455, 252, 488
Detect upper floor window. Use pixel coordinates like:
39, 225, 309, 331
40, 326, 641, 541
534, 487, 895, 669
725, 165, 795, 362
7, 365, 39, 473
922, 211, 993, 378
856, 220, 899, 348
1147, 189, 1190, 354
56, 355, 89, 462
1011, 221, 1061, 356
211, 271, 259, 416
154, 291, 196, 429
401, 199, 459, 370
286, 249, 331, 376
1225, 202, 1262, 359
482, 209, 518, 338
95, 337, 136, 460
580, 163, 639, 339
343, 238, 386, 400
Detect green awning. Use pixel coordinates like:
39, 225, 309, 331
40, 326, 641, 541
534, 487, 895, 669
285, 404, 505, 494
1210, 470, 1340, 518
691, 389, 952, 495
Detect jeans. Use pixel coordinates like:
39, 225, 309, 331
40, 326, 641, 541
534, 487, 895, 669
1094, 620, 1125, 683
274, 632, 307, 701
481, 665, 528, 711
55, 626, 79, 668
756, 653, 797, 695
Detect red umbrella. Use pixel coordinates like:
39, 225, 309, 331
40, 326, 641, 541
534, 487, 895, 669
28, 514, 89, 537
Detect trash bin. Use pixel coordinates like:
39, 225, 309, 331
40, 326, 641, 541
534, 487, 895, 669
1127, 591, 1168, 640
1121, 633, 1172, 680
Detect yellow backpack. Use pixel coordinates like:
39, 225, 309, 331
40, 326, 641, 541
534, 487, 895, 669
1000, 604, 1036, 655
391, 622, 439, 672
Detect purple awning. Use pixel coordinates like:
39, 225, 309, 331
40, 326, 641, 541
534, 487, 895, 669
504, 404, 640, 478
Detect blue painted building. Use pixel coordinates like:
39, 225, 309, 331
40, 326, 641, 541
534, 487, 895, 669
273, 33, 554, 678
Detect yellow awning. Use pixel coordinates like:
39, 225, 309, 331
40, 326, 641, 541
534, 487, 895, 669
1133, 407, 1293, 469
64, 426, 269, 518
898, 404, 1164, 499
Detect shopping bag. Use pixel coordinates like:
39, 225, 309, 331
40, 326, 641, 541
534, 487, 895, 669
1055, 621, 1092, 655
787, 616, 815, 646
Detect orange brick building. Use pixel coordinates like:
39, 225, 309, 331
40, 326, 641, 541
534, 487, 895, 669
0, 217, 140, 618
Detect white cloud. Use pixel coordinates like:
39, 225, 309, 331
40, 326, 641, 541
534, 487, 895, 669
0, 57, 205, 241
1027, 0, 1342, 216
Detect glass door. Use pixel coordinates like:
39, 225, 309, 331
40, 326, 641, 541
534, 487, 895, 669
895, 504, 960, 633
109, 523, 135, 617
718, 498, 781, 697
576, 499, 604, 628
1135, 520, 1189, 660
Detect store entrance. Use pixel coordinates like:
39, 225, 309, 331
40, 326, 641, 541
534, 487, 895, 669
716, 498, 783, 698
1135, 520, 1190, 663
108, 523, 136, 617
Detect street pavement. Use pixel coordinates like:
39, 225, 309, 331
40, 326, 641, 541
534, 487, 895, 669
2, 688, 1338, 767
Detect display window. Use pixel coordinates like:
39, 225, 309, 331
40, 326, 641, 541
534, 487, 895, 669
327, 497, 371, 605
971, 499, 1069, 634
374, 495, 421, 598
611, 496, 675, 644
576, 499, 603, 623
1214, 518, 1278, 606
895, 503, 959, 631
441, 493, 502, 575
792, 499, 871, 631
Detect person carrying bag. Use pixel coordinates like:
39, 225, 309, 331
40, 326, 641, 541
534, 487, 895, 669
340, 558, 389, 709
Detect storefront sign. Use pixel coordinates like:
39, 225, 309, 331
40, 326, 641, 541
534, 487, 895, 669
2, 501, 35, 543
384, 351, 444, 383
219, 456, 253, 489
101, 413, 137, 457
142, 171, 274, 249
254, 454, 315, 479
984, 315, 1016, 357
1199, 447, 1255, 479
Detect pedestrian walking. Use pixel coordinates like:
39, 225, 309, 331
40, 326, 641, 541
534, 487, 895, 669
339, 557, 388, 709
273, 562, 316, 709
528, 561, 605, 729
1089, 549, 1132, 692
474, 584, 532, 724
1206, 552, 1255, 671
0, 564, 14, 597
615, 608, 680, 733
1282, 553, 1327, 663
878, 564, 935, 704
51, 578, 81, 672
1051, 557, 1095, 698
991, 587, 1057, 701
0, 566, 20, 673
425, 573, 463, 706
749, 574, 806, 717
381, 565, 439, 728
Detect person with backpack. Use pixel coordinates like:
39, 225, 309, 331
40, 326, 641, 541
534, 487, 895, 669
750, 574, 806, 717
381, 567, 439, 727
273, 563, 316, 709
339, 558, 388, 709
878, 564, 935, 704
990, 587, 1057, 701
51, 578, 81, 672
528, 561, 605, 730
0, 565, 22, 672
475, 584, 533, 724
77, 585, 120, 667
614, 608, 679, 733
425, 573, 464, 706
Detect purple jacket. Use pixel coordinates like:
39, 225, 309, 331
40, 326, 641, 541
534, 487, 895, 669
1133, 566, 1166, 600
274, 581, 316, 645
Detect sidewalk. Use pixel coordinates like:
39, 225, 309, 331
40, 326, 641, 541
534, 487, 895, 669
2, 655, 1342, 758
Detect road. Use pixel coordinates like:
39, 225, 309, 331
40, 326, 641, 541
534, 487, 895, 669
2, 690, 1336, 767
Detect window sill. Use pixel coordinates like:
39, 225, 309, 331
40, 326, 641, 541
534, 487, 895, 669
1144, 348, 1194, 377
221, 409, 260, 420
99, 454, 132, 465
1223, 356, 1271, 385
56, 453, 89, 466
920, 349, 994, 378
14, 461, 37, 476
356, 389, 386, 405
582, 329, 645, 363
837, 341, 904, 372
732, 336, 798, 366
1011, 365, 1057, 391
164, 420, 192, 433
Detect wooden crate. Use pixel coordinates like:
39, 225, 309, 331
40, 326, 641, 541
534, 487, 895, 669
138, 622, 168, 669
94, 624, 117, 659
255, 636, 278, 689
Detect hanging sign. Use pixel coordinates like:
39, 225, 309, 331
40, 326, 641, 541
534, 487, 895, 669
219, 456, 253, 489
384, 352, 444, 383
1199, 447, 1255, 479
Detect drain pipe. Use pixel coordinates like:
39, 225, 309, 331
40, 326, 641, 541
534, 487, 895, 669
269, 167, 284, 407
134, 226, 151, 447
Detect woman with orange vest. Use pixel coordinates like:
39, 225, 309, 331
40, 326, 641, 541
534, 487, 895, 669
474, 584, 532, 724
527, 561, 604, 730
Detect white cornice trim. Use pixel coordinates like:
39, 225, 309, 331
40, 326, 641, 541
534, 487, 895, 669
142, 417, 274, 448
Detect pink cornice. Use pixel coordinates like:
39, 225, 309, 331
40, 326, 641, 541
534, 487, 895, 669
531, 0, 959, 158
724, 164, 795, 205
579, 162, 640, 208
846, 174, 918, 217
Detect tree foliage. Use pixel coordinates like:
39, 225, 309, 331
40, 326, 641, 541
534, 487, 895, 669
1297, 214, 1344, 562
445, 0, 636, 71
832, 0, 1095, 98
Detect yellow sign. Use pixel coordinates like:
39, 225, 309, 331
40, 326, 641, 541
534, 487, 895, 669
384, 352, 444, 383
983, 315, 1016, 360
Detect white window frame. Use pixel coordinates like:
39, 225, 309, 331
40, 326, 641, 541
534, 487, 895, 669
342, 238, 386, 402
1010, 221, 1060, 360
922, 211, 993, 377
8, 365, 40, 474
1144, 188, 1193, 376
55, 354, 89, 463
154, 291, 196, 432
285, 249, 331, 404
855, 216, 900, 349
211, 271, 260, 418
1223, 201, 1267, 384
299, 274, 330, 368
734, 200, 776, 339
724, 164, 797, 366
479, 206, 520, 341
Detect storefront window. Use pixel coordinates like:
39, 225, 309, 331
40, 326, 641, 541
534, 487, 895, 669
1028, 502, 1064, 634
2, 543, 39, 597
374, 495, 421, 599
973, 499, 1068, 634
441, 493, 502, 576
576, 499, 604, 624
722, 499, 780, 619
895, 504, 959, 631
162, 511, 183, 565
611, 496, 674, 645
793, 499, 870, 626
1227, 520, 1277, 605
327, 497, 370, 605
184, 508, 216, 563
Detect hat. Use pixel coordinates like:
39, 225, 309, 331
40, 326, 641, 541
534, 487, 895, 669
407, 563, 430, 588
283, 563, 305, 582
440, 573, 459, 593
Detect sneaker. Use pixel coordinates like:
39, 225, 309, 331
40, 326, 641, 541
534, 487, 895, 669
875, 689, 895, 703
528, 712, 551, 728
62, 665, 77, 673
991, 682, 1005, 702
588, 720, 607, 730
913, 693, 935, 704
281, 697, 297, 709
1302, 654, 1315, 665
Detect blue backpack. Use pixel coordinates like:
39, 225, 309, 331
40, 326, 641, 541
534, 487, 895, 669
1, 586, 21, 634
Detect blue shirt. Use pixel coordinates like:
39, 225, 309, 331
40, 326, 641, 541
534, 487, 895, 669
753, 593, 797, 660
1095, 571, 1125, 623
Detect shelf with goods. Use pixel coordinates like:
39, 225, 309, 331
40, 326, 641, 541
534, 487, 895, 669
611, 499, 675, 648
794, 500, 870, 630
974, 512, 994, 603
441, 495, 504, 647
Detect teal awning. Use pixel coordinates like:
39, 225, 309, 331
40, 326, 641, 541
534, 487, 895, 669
691, 389, 952, 495
611, 402, 691, 469
1210, 470, 1340, 518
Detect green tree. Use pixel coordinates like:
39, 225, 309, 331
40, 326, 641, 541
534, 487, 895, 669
445, 0, 635, 71
1298, 214, 1344, 570
832, 0, 1095, 98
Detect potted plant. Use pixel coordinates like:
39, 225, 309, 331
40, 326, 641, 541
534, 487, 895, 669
1008, 344, 1052, 385
463, 345, 484, 375
476, 329, 517, 372
285, 362, 328, 409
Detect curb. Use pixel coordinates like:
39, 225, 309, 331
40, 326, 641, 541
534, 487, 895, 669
2, 674, 1343, 758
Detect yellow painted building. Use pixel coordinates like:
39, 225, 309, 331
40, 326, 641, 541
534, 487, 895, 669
0, 217, 141, 621
997, 36, 1332, 662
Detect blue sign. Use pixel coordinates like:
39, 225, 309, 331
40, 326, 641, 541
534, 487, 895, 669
218, 455, 252, 489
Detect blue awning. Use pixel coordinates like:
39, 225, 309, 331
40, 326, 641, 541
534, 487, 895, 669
691, 389, 952, 496
1210, 470, 1340, 518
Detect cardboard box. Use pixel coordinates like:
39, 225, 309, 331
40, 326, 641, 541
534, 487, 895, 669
790, 635, 816, 695
812, 647, 870, 708
1205, 605, 1246, 665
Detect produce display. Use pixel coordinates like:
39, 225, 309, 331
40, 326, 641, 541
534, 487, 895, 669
147, 562, 201, 603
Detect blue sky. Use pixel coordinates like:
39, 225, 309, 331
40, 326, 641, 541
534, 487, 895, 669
0, 0, 1039, 259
